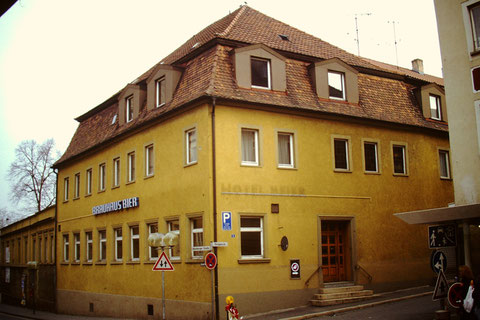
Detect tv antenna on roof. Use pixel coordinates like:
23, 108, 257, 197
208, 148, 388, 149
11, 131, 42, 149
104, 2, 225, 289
355, 13, 372, 56
388, 20, 400, 68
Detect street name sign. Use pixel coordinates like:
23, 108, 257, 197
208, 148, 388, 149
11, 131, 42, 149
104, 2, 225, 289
431, 250, 447, 274
152, 251, 174, 271
428, 224, 456, 248
432, 270, 448, 301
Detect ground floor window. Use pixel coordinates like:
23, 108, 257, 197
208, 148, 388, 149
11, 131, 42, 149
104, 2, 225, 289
114, 228, 123, 262
62, 234, 69, 262
99, 230, 106, 261
130, 226, 139, 261
148, 223, 158, 260
190, 217, 203, 259
240, 216, 264, 258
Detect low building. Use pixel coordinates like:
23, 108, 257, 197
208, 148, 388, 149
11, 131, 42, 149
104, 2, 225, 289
52, 6, 453, 319
0, 206, 56, 312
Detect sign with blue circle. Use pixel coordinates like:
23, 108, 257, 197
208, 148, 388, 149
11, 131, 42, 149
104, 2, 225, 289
431, 250, 447, 274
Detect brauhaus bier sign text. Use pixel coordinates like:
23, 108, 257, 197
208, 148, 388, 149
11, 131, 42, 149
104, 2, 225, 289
92, 197, 139, 215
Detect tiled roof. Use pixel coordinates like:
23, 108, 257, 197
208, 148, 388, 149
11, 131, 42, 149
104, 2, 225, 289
55, 6, 448, 166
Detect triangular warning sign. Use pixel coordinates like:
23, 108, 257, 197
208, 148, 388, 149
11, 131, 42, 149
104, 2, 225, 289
432, 270, 448, 300
152, 251, 174, 271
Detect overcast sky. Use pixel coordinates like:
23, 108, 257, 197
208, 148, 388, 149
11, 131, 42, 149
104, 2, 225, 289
0, 0, 442, 216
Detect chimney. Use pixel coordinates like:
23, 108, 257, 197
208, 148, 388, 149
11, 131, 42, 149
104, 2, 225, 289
412, 58, 424, 74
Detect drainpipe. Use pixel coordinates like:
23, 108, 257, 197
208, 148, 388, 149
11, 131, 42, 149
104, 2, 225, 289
53, 168, 58, 313
211, 96, 219, 320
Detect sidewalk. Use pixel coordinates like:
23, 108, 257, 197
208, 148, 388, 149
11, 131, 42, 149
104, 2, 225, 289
243, 285, 436, 320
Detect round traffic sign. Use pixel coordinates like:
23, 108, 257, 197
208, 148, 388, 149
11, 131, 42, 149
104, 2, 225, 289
291, 262, 300, 272
205, 252, 217, 270
431, 250, 447, 274
448, 282, 463, 309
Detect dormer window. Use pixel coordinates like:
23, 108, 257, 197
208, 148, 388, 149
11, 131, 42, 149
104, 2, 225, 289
126, 96, 134, 123
429, 94, 442, 120
328, 71, 346, 100
155, 77, 166, 108
251, 57, 271, 89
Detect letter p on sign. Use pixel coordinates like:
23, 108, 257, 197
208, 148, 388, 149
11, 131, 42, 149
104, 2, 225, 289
222, 211, 232, 231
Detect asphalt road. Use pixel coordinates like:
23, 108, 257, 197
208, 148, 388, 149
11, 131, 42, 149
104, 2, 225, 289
0, 312, 31, 320
310, 295, 446, 320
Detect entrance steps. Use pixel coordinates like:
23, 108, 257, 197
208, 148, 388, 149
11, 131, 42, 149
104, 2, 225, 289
311, 282, 377, 307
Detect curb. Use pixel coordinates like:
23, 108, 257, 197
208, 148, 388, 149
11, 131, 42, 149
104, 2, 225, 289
280, 291, 433, 320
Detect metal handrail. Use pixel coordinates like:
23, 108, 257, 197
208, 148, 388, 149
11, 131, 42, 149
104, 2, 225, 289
355, 264, 373, 282
304, 266, 322, 288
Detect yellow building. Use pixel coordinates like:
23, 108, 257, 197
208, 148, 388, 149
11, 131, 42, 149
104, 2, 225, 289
53, 6, 453, 319
0, 206, 56, 311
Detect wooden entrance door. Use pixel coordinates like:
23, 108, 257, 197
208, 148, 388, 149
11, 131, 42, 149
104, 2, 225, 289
321, 221, 347, 282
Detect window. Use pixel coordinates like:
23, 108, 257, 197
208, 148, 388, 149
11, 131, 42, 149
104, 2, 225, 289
99, 163, 106, 191
63, 234, 69, 262
145, 145, 154, 176
126, 96, 133, 123
241, 128, 259, 166
24, 237, 28, 263
328, 71, 346, 100
86, 231, 93, 262
38, 237, 42, 263
128, 152, 135, 182
364, 142, 378, 173
168, 219, 180, 260
99, 230, 107, 261
74, 173, 80, 198
240, 217, 264, 258
114, 228, 123, 262
429, 94, 442, 120
148, 223, 158, 260
113, 157, 120, 187
32, 238, 36, 261
86, 168, 92, 195
50, 234, 54, 263
64, 177, 69, 201
278, 132, 294, 168
190, 217, 203, 259
393, 145, 407, 175
156, 77, 166, 107
74, 233, 80, 262
333, 139, 349, 170
186, 129, 197, 165
130, 226, 139, 261
251, 57, 271, 89
470, 3, 480, 51
439, 150, 451, 179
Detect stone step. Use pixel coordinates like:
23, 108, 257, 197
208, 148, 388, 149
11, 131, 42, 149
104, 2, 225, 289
310, 294, 380, 307
313, 289, 374, 300
318, 285, 365, 294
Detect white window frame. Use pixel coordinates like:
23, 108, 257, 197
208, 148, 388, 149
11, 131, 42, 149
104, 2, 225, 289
186, 128, 197, 165
392, 144, 407, 175
241, 128, 259, 166
168, 219, 180, 260
63, 234, 69, 262
126, 96, 133, 123
250, 57, 271, 90
240, 216, 264, 259
74, 173, 80, 198
277, 132, 294, 168
99, 163, 106, 191
363, 141, 379, 173
127, 152, 135, 182
86, 231, 93, 262
86, 168, 92, 195
156, 77, 166, 108
145, 145, 154, 177
64, 177, 69, 202
113, 157, 120, 187
99, 230, 106, 261
148, 223, 158, 261
328, 70, 346, 100
114, 228, 123, 262
74, 233, 80, 262
130, 226, 139, 262
429, 94, 442, 121
190, 217, 203, 259
333, 138, 350, 171
439, 149, 451, 179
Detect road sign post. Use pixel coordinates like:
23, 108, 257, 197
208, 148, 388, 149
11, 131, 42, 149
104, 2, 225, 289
204, 252, 218, 320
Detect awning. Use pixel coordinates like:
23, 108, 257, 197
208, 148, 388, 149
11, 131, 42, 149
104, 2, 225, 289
394, 203, 480, 225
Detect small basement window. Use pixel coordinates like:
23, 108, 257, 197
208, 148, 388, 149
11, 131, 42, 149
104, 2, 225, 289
251, 57, 271, 89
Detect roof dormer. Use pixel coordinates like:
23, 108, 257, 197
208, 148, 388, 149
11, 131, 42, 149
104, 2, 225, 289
232, 44, 286, 92
309, 58, 359, 104
414, 83, 447, 122
146, 64, 183, 111
118, 84, 146, 125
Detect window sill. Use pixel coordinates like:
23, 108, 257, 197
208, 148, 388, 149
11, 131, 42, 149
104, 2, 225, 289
111, 185, 120, 190
111, 261, 123, 265
126, 260, 140, 265
184, 161, 198, 168
83, 261, 93, 266
126, 180, 136, 185
63, 200, 69, 203
238, 258, 271, 264
95, 261, 107, 266
393, 173, 409, 177
144, 174, 155, 180
364, 171, 381, 175
85, 193, 92, 198
71, 262, 81, 265
277, 166, 296, 170
73, 197, 80, 201
241, 163, 260, 167
471, 49, 480, 57
440, 176, 452, 181
97, 189, 106, 194
334, 169, 352, 173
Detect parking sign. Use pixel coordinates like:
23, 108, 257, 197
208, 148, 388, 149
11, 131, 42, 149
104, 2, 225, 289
222, 211, 232, 231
